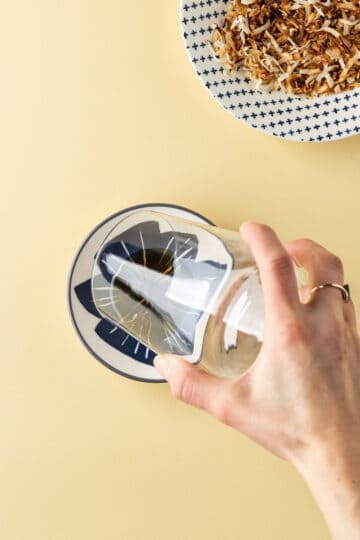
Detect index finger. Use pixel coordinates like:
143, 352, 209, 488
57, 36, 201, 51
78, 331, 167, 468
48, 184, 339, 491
240, 222, 302, 321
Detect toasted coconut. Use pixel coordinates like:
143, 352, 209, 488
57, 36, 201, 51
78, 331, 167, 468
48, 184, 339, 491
209, 0, 360, 96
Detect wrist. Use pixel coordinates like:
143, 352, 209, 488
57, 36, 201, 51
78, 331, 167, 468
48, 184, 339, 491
290, 435, 360, 539
291, 429, 360, 485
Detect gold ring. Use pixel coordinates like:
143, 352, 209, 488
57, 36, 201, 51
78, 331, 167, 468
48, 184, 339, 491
309, 283, 350, 303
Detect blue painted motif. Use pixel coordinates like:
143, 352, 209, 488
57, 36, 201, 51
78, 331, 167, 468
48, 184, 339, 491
75, 278, 157, 366
75, 220, 227, 365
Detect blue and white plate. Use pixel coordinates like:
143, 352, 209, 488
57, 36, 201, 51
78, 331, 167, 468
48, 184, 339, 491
180, 0, 360, 142
67, 203, 213, 383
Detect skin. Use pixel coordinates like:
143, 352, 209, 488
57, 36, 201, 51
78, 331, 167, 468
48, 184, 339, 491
154, 222, 360, 540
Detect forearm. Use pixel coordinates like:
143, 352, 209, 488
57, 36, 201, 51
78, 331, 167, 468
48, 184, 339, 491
292, 440, 360, 539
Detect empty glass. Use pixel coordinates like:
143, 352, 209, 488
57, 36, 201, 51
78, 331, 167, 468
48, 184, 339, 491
91, 211, 306, 378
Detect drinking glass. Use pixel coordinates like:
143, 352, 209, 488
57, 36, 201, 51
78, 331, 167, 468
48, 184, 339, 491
91, 211, 306, 378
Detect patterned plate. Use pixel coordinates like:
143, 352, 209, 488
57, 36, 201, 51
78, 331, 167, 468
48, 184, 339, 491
67, 203, 213, 383
180, 0, 360, 142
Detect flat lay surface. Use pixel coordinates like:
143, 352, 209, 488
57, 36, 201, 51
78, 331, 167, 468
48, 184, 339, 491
2, 2, 360, 539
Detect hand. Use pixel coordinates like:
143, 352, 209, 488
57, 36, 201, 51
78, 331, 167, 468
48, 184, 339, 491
154, 222, 360, 539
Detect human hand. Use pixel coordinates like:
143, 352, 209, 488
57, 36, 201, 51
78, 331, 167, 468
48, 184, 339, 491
154, 222, 360, 539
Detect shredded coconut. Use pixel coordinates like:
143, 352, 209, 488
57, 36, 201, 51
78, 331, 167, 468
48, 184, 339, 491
209, 0, 360, 96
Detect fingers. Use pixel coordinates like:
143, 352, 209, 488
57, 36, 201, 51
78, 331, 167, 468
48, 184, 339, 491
240, 223, 302, 322
284, 238, 355, 325
154, 355, 236, 422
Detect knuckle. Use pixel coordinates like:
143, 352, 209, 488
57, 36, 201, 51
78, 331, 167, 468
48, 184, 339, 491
280, 319, 308, 346
296, 238, 318, 251
213, 397, 233, 425
269, 253, 293, 277
256, 223, 273, 235
326, 254, 344, 276
171, 367, 195, 404
301, 237, 316, 244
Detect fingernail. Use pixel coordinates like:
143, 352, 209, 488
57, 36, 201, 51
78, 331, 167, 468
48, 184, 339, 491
154, 355, 172, 380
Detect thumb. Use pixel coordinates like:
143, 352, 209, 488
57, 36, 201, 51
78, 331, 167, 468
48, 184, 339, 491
154, 354, 234, 421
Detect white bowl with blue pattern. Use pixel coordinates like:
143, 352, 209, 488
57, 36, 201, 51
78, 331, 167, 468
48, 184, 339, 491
180, 0, 360, 142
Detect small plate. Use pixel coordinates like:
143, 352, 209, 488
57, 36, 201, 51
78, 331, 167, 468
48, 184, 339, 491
67, 203, 213, 383
180, 0, 360, 142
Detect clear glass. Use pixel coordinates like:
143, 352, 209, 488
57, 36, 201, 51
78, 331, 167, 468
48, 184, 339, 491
91, 211, 305, 379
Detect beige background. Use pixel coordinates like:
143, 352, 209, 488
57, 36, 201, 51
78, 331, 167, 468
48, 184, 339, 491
2, 1, 360, 539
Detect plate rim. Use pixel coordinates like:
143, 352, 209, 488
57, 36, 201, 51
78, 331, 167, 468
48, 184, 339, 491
67, 202, 214, 383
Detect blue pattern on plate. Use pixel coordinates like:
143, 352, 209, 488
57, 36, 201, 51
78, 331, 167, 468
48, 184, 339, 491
95, 219, 228, 357
74, 219, 227, 365
181, 0, 360, 141
74, 279, 156, 366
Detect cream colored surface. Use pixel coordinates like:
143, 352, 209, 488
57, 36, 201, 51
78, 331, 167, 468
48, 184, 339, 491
2, 2, 359, 539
